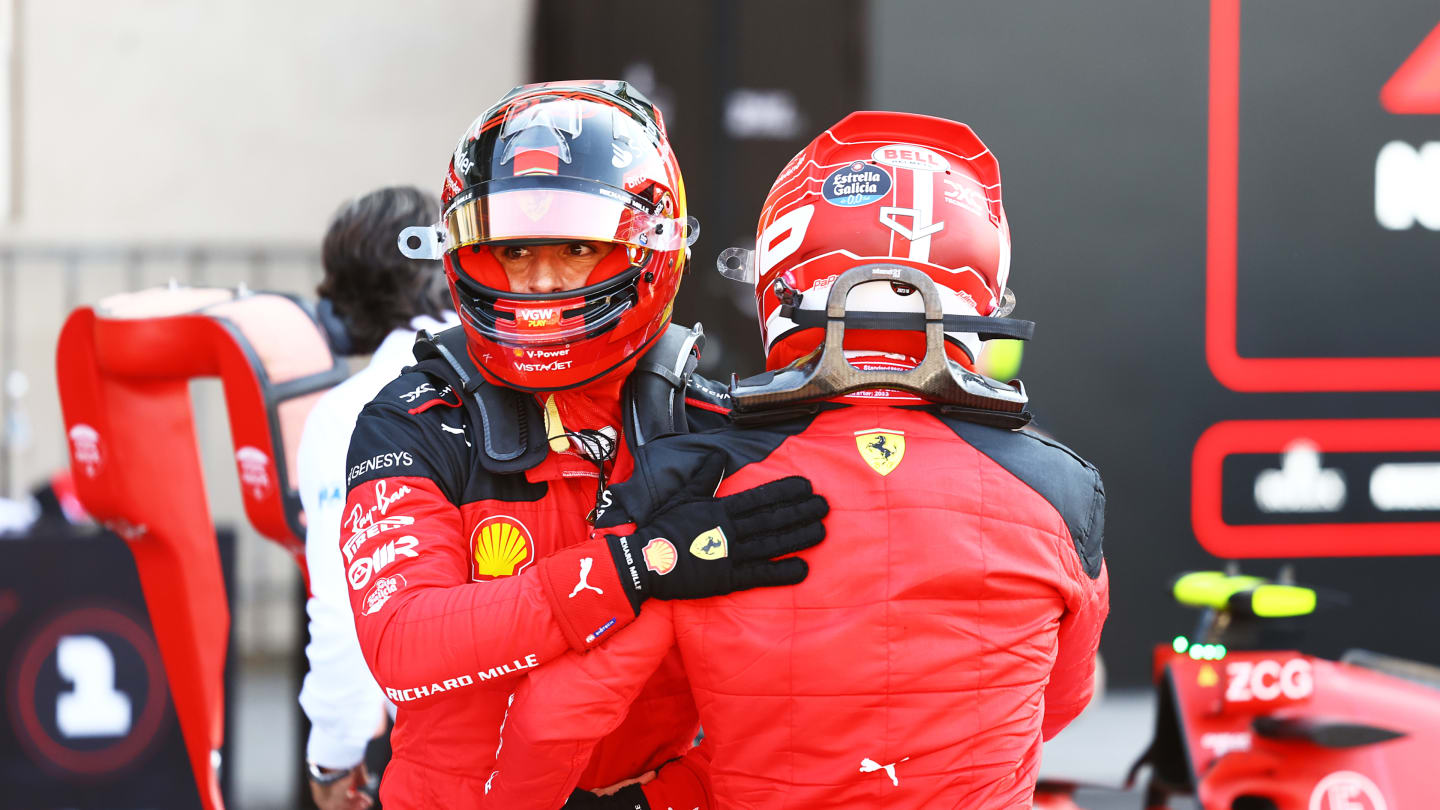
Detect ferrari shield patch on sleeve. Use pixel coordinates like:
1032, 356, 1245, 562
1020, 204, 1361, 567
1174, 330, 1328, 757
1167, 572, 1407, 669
855, 429, 906, 476
689, 527, 728, 560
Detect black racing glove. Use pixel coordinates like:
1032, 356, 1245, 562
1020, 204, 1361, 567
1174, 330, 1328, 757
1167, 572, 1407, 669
562, 786, 648, 810
605, 452, 828, 613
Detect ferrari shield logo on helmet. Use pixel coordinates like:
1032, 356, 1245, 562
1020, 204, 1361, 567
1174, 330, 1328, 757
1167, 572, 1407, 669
855, 429, 906, 476
689, 527, 728, 560
515, 185, 556, 220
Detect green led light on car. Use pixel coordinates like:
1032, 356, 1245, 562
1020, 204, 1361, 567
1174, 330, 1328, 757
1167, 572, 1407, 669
1173, 636, 1226, 660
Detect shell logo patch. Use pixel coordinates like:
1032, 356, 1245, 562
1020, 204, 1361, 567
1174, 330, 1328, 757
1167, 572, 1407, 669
855, 429, 906, 476
470, 516, 535, 581
642, 538, 678, 575
689, 527, 728, 561
1197, 664, 1219, 688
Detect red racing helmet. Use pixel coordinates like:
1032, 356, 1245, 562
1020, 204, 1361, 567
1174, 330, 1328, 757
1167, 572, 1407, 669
719, 111, 1014, 371
418, 80, 694, 392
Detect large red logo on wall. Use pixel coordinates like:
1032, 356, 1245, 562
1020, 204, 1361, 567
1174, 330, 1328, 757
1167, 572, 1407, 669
1381, 23, 1440, 115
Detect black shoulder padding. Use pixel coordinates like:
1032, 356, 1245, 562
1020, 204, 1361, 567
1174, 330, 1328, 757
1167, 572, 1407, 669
938, 416, 1106, 579
411, 326, 548, 474
624, 323, 712, 447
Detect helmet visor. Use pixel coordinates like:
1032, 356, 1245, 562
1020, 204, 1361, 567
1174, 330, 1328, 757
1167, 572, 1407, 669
444, 180, 692, 253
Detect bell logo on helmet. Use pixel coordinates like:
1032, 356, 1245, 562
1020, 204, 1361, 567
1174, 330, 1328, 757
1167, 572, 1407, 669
689, 528, 728, 561
855, 430, 906, 476
872, 144, 951, 172
470, 516, 535, 581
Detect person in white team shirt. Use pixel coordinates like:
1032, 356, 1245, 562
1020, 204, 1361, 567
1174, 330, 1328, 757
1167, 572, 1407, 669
297, 186, 457, 810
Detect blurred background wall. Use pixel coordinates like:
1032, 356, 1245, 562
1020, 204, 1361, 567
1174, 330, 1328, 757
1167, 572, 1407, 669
532, 0, 1440, 694
3, 0, 1440, 807
0, 1, 531, 805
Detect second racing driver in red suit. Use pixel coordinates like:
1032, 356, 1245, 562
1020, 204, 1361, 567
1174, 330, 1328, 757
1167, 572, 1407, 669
477, 112, 1110, 810
340, 81, 828, 808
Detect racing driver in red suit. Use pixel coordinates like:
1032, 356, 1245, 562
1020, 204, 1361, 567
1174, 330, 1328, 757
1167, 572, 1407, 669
476, 111, 1110, 809
340, 81, 828, 808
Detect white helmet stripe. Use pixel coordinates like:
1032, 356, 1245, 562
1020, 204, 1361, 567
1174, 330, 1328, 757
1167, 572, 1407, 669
908, 168, 937, 263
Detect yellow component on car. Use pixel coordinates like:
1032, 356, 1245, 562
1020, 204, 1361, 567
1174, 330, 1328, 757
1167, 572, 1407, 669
1249, 584, 1318, 617
1172, 571, 1266, 609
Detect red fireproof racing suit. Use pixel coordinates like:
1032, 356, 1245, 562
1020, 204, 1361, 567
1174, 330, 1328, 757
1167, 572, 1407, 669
480, 401, 1109, 809
340, 333, 729, 808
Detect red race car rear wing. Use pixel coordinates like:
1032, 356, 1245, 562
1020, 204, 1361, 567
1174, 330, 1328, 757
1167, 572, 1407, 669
56, 286, 346, 810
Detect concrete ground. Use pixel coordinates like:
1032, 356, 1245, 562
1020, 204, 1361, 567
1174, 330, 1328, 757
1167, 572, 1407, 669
1038, 689, 1172, 809
232, 675, 1168, 809
232, 664, 301, 809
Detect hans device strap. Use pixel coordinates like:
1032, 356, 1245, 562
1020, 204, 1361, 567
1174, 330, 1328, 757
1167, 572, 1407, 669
411, 323, 715, 472
623, 322, 707, 447
782, 307, 1035, 342
412, 326, 547, 474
